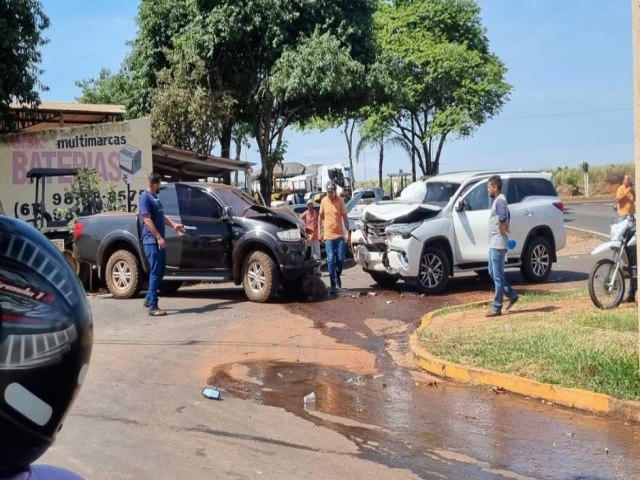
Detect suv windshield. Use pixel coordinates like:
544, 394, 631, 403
424, 181, 461, 206
215, 188, 257, 216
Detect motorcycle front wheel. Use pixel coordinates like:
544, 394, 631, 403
588, 258, 625, 309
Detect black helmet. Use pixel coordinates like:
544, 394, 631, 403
0, 217, 93, 475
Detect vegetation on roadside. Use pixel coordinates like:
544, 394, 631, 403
550, 162, 634, 197
54, 168, 125, 238
419, 292, 640, 400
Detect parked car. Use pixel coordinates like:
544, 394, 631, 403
351, 171, 566, 293
73, 183, 317, 303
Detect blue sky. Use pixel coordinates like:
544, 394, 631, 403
38, 1, 634, 181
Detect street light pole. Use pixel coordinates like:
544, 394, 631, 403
632, 0, 640, 371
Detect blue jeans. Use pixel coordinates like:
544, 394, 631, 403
144, 243, 166, 310
324, 238, 345, 288
488, 248, 517, 312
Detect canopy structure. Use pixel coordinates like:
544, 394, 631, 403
6, 101, 125, 132
152, 144, 254, 183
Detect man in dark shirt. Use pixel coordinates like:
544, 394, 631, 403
139, 173, 185, 316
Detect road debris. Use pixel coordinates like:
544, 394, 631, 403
491, 386, 507, 394
201, 386, 221, 400
386, 300, 395, 304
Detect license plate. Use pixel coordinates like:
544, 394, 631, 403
50, 239, 65, 252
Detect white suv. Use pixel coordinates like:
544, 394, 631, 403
351, 171, 566, 293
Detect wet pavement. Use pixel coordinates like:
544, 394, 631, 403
209, 265, 640, 480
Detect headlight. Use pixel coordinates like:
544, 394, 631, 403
385, 221, 422, 239
277, 229, 302, 242
355, 220, 364, 231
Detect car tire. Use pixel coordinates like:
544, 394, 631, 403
369, 271, 399, 287
105, 249, 142, 299
159, 281, 183, 296
416, 246, 450, 294
242, 251, 279, 303
520, 236, 552, 282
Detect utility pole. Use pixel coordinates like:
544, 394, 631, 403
632, 0, 639, 371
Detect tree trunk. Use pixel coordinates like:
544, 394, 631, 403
220, 122, 233, 184
433, 134, 447, 175
378, 142, 384, 188
410, 116, 417, 181
344, 119, 356, 186
259, 160, 274, 207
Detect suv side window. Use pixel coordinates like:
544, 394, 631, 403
177, 186, 221, 218
158, 187, 179, 216
463, 182, 490, 211
517, 178, 557, 198
506, 179, 523, 204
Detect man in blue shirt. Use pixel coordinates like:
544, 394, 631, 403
140, 173, 185, 316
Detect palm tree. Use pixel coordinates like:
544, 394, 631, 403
356, 127, 411, 188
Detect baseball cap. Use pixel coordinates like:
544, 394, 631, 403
326, 181, 336, 192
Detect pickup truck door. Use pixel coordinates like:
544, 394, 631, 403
452, 179, 491, 263
157, 186, 182, 269
176, 185, 231, 270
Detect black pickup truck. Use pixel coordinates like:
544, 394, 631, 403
73, 182, 318, 302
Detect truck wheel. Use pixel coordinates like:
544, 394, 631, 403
369, 271, 399, 287
105, 249, 142, 299
242, 251, 279, 303
416, 246, 450, 294
159, 281, 183, 296
520, 236, 552, 282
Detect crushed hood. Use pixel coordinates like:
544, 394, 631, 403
362, 201, 441, 222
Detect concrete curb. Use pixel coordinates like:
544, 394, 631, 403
410, 308, 640, 423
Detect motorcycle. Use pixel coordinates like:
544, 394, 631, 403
588, 214, 637, 309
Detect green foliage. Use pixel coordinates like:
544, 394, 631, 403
373, 0, 511, 175
75, 68, 132, 107
166, 0, 377, 203
551, 163, 634, 196
56, 169, 125, 236
150, 65, 236, 154
0, 0, 49, 132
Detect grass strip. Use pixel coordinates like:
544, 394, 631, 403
421, 302, 639, 400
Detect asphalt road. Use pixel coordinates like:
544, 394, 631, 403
563, 200, 618, 236
39, 245, 639, 479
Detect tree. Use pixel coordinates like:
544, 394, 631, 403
374, 0, 511, 176
75, 68, 132, 106
150, 65, 236, 155
168, 0, 377, 203
356, 116, 410, 188
0, 0, 49, 132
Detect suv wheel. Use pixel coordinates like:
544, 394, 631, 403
416, 246, 450, 294
369, 271, 399, 287
242, 251, 279, 303
520, 236, 552, 282
105, 249, 142, 299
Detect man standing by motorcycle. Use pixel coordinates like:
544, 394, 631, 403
616, 174, 635, 217
615, 173, 636, 302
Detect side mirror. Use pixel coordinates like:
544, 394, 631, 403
222, 206, 234, 221
455, 199, 465, 212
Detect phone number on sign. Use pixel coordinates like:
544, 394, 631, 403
14, 189, 146, 220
